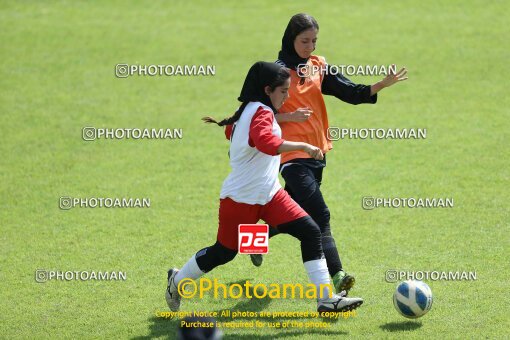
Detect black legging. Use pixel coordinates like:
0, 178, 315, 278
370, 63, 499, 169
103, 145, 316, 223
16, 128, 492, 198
274, 162, 343, 276
196, 216, 323, 272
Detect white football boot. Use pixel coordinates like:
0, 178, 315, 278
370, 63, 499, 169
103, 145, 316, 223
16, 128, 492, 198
317, 291, 363, 313
165, 268, 181, 311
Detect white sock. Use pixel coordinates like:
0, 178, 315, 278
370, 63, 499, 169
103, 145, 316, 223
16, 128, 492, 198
174, 254, 204, 285
304, 258, 332, 300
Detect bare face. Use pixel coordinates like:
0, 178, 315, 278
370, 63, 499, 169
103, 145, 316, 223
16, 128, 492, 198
293, 28, 318, 59
265, 78, 291, 110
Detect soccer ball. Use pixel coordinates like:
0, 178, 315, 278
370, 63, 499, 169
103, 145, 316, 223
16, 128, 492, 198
393, 280, 433, 318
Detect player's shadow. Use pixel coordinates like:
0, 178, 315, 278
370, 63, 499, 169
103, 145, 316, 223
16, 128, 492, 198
133, 316, 179, 340
132, 279, 272, 339
380, 321, 422, 332
218, 280, 347, 337
221, 329, 347, 339
221, 279, 273, 315
133, 278, 347, 339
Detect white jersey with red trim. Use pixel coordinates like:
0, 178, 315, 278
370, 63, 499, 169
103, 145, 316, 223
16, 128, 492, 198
220, 102, 282, 205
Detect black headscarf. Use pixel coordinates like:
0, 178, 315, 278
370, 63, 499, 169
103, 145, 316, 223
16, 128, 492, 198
277, 13, 319, 70
238, 61, 283, 113
202, 61, 287, 127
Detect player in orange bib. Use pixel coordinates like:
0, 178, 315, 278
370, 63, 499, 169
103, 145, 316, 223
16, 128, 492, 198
166, 61, 364, 314
250, 13, 408, 294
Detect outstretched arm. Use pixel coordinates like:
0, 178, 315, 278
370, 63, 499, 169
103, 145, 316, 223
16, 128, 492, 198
321, 64, 376, 105
370, 66, 408, 96
322, 64, 408, 104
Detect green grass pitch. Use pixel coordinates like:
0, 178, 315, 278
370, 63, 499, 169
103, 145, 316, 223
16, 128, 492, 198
1, 0, 508, 338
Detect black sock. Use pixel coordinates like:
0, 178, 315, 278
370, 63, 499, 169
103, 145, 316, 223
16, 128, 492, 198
268, 226, 280, 238
322, 235, 343, 276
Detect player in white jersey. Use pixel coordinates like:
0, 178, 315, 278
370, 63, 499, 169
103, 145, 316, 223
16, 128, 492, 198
166, 62, 364, 313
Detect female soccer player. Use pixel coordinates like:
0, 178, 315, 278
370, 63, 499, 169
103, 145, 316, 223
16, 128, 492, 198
250, 14, 408, 294
166, 61, 363, 313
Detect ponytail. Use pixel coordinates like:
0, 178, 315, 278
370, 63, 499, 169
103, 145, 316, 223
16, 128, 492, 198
202, 102, 249, 127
